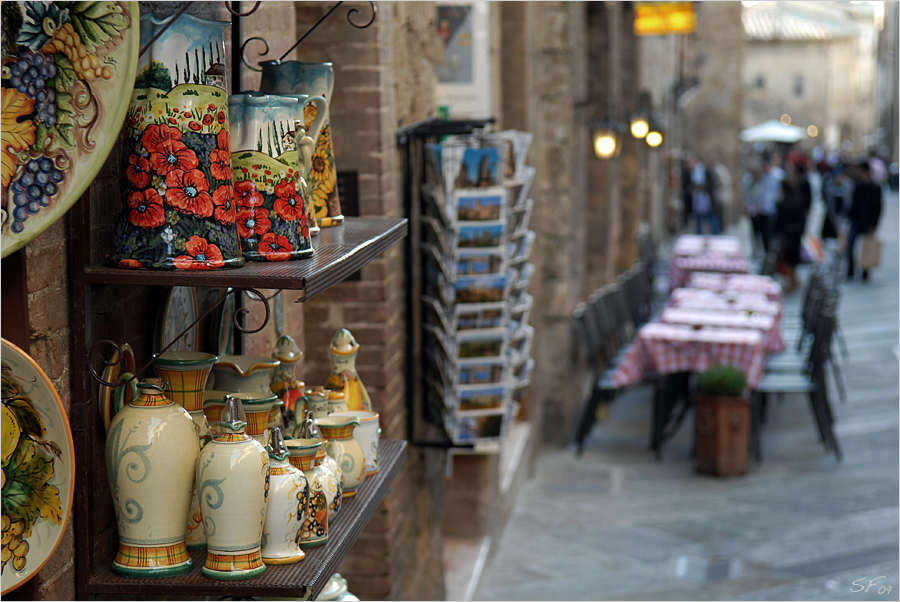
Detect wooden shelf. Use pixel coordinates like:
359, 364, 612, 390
85, 439, 407, 599
82, 216, 408, 301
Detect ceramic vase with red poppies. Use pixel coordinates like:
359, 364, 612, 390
227, 93, 318, 262
107, 13, 243, 270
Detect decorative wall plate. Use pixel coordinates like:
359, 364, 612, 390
98, 342, 135, 432
213, 288, 236, 356
1, 1, 139, 258
1, 338, 75, 595
156, 286, 199, 354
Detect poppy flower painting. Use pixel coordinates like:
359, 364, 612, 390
126, 189, 165, 228
173, 235, 225, 270
165, 169, 213, 218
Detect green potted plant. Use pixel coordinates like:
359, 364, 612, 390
694, 365, 750, 477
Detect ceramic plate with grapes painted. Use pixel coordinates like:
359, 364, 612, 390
1, 338, 75, 595
0, 1, 139, 258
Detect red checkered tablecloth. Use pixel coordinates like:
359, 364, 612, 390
660, 307, 784, 353
612, 323, 767, 388
668, 255, 752, 290
687, 273, 783, 302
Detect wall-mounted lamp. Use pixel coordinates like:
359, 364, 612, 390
645, 116, 665, 148
590, 118, 625, 159
630, 110, 650, 139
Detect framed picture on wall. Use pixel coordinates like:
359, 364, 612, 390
435, 0, 492, 119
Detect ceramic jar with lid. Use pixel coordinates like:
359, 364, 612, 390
105, 378, 199, 577
261, 428, 309, 565
324, 329, 372, 411
196, 395, 269, 580
315, 416, 366, 498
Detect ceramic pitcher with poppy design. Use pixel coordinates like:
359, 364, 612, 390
258, 61, 344, 228
228, 93, 325, 261
108, 13, 243, 270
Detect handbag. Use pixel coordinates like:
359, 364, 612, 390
859, 234, 881, 269
800, 233, 824, 263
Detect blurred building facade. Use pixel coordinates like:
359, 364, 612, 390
742, 0, 883, 154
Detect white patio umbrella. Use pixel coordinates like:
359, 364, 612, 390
740, 120, 807, 144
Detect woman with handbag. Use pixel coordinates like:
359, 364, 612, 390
847, 161, 883, 282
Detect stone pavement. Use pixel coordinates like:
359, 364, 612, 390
474, 191, 899, 601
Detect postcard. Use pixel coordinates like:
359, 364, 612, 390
455, 301, 507, 330
454, 187, 507, 222
456, 358, 509, 385
484, 130, 534, 180
457, 327, 508, 359
458, 220, 506, 250
455, 273, 510, 304
456, 383, 508, 413
456, 248, 507, 277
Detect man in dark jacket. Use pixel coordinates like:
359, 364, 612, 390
847, 161, 883, 281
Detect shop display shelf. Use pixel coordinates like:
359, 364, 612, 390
81, 216, 408, 301
85, 439, 406, 599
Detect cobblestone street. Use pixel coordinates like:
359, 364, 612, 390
475, 190, 899, 601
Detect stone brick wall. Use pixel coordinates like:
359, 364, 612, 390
682, 2, 744, 226
517, 1, 589, 444
285, 2, 447, 600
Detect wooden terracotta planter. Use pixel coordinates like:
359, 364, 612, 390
694, 395, 751, 477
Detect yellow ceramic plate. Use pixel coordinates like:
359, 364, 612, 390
1, 2, 140, 257
99, 343, 135, 432
1, 338, 75, 595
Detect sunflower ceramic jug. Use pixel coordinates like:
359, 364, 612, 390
259, 61, 344, 227
109, 13, 242, 270
105, 378, 199, 577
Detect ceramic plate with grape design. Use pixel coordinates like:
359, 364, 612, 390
1, 1, 139, 258
1, 338, 75, 595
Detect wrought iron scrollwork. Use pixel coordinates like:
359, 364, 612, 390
87, 287, 271, 388
241, 1, 377, 71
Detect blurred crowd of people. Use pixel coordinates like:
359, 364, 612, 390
740, 147, 886, 287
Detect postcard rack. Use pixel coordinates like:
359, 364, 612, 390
398, 118, 535, 451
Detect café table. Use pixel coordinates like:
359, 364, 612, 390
668, 288, 781, 317
611, 319, 772, 459
659, 307, 785, 353
687, 272, 783, 302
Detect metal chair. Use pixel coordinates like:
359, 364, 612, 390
751, 310, 841, 462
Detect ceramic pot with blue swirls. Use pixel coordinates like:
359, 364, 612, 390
195, 395, 269, 580
258, 61, 344, 227
105, 378, 199, 577
315, 416, 366, 498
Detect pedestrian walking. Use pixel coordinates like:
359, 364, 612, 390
846, 161, 883, 281
752, 152, 783, 253
774, 176, 806, 292
688, 155, 720, 235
